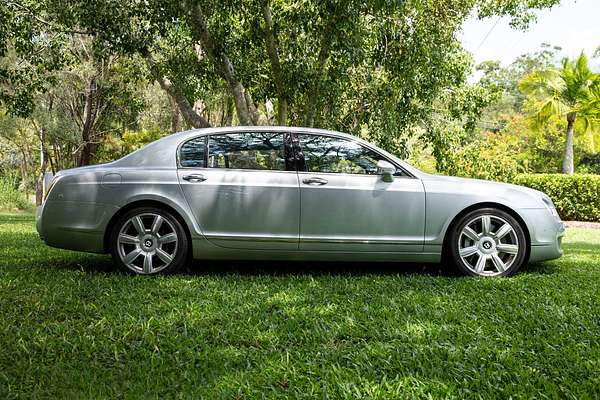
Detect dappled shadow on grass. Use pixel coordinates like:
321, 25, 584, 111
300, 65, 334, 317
4, 216, 600, 398
520, 262, 559, 275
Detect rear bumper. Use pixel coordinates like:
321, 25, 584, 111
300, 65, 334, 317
35, 205, 44, 240
36, 201, 118, 254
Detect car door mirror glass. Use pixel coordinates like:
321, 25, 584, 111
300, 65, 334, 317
377, 160, 395, 182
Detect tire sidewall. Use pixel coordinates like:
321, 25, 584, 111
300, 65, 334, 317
449, 208, 528, 277
109, 207, 189, 275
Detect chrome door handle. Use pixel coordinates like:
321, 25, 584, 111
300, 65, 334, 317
302, 177, 328, 185
182, 174, 207, 183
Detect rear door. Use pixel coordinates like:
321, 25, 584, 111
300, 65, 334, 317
177, 131, 300, 250
295, 133, 425, 252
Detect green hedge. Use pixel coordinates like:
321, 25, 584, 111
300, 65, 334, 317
513, 174, 600, 222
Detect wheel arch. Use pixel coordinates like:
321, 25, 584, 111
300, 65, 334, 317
103, 199, 193, 253
441, 202, 531, 262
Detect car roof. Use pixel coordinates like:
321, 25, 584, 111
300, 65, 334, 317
112, 126, 423, 177
172, 126, 357, 140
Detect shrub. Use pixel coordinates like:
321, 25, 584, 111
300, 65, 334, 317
513, 174, 600, 222
0, 173, 30, 211
578, 153, 600, 174
437, 130, 523, 182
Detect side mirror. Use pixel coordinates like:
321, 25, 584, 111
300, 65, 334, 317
377, 160, 396, 182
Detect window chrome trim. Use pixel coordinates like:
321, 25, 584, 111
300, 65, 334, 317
176, 128, 416, 178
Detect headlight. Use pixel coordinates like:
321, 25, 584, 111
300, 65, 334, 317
541, 196, 560, 220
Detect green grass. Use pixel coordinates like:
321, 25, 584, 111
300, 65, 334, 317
1, 213, 599, 399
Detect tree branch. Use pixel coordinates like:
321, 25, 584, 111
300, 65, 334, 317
142, 49, 211, 129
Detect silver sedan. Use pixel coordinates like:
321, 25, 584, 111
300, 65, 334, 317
36, 127, 565, 276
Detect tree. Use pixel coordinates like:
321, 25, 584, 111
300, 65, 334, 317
519, 52, 600, 174
39, 0, 563, 155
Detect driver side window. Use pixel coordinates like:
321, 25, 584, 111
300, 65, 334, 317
297, 134, 397, 175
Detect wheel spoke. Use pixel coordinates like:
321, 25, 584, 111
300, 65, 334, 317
491, 253, 506, 272
132, 216, 146, 235
463, 226, 480, 241
156, 248, 173, 264
495, 223, 512, 240
497, 244, 518, 255
124, 248, 142, 264
143, 253, 153, 273
459, 246, 479, 258
159, 233, 177, 244
119, 233, 140, 245
481, 215, 491, 235
151, 215, 163, 234
475, 254, 488, 273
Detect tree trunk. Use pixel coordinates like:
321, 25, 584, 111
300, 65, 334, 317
78, 76, 97, 166
277, 99, 287, 126
169, 95, 183, 132
36, 127, 48, 205
562, 112, 576, 174
187, 2, 256, 125
224, 97, 234, 126
304, 21, 334, 127
261, 0, 288, 125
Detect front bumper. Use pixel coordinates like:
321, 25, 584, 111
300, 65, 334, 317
528, 220, 565, 263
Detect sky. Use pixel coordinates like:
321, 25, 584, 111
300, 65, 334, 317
459, 0, 600, 69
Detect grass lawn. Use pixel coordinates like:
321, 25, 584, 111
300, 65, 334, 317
1, 213, 599, 399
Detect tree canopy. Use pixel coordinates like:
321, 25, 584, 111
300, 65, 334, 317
2, 0, 562, 155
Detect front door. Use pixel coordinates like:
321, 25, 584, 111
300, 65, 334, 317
295, 133, 425, 252
177, 131, 299, 250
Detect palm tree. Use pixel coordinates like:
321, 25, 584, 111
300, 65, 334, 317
519, 53, 600, 174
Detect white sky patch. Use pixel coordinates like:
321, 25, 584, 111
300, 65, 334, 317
460, 0, 600, 69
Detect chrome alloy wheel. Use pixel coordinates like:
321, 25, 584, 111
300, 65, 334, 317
117, 213, 178, 274
457, 214, 519, 276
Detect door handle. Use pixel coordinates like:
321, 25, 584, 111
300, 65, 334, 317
302, 177, 328, 186
182, 174, 207, 183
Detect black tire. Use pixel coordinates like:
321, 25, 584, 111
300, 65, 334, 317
447, 207, 528, 277
109, 206, 189, 275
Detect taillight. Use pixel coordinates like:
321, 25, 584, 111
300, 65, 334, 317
43, 177, 58, 202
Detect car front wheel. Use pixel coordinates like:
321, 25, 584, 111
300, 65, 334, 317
109, 207, 189, 275
448, 208, 528, 277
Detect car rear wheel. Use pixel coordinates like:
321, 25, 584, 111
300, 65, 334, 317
109, 207, 189, 275
448, 208, 528, 277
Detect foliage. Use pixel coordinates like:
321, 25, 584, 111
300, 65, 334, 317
425, 77, 504, 176
434, 129, 523, 182
514, 174, 600, 222
0, 173, 30, 210
95, 127, 168, 163
519, 52, 600, 174
0, 1, 68, 116
578, 153, 600, 174
1, 213, 600, 398
476, 43, 562, 127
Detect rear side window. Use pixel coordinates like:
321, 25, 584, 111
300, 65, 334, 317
207, 132, 287, 171
179, 137, 206, 168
